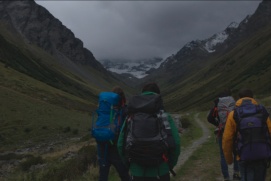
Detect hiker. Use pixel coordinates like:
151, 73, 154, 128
117, 82, 180, 181
222, 88, 271, 181
93, 86, 131, 181
207, 98, 220, 127
207, 89, 241, 181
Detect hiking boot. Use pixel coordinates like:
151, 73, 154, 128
233, 173, 241, 180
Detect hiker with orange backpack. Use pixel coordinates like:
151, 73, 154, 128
207, 89, 240, 181
223, 89, 271, 181
117, 83, 180, 181
91, 86, 130, 181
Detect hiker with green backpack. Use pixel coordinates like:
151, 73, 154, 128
91, 86, 131, 181
117, 82, 180, 181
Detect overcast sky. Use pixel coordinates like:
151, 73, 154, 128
36, 1, 261, 61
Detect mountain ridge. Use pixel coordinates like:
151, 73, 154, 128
1, 0, 271, 111
0, 0, 133, 96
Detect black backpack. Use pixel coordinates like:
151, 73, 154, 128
124, 94, 169, 167
207, 106, 219, 127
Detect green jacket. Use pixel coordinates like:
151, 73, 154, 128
117, 97, 181, 177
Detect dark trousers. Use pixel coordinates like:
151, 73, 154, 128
218, 135, 239, 179
98, 142, 130, 181
131, 173, 170, 181
239, 160, 267, 181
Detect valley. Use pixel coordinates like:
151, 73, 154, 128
1, 0, 271, 180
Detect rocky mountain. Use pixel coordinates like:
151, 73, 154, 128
146, 1, 271, 88
99, 57, 163, 79
144, 21, 244, 85
0, 0, 101, 69
0, 0, 132, 98
149, 0, 271, 111
0, 0, 135, 115
99, 22, 238, 81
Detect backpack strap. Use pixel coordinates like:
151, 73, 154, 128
141, 91, 158, 95
122, 116, 130, 157
109, 104, 114, 124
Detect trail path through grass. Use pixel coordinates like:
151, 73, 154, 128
174, 113, 210, 171
173, 113, 237, 181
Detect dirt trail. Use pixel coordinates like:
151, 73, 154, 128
173, 113, 235, 181
174, 113, 210, 171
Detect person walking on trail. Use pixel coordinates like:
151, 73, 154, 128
117, 82, 180, 181
94, 86, 131, 181
222, 89, 271, 181
207, 89, 241, 181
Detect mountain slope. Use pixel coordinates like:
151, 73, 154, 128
0, 0, 135, 97
0, 0, 130, 93
163, 24, 271, 112
143, 1, 271, 111
0, 0, 134, 149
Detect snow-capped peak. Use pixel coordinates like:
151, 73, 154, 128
99, 58, 164, 79
227, 22, 239, 29
204, 31, 229, 53
204, 21, 239, 53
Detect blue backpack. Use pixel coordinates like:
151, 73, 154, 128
234, 99, 271, 161
91, 92, 123, 142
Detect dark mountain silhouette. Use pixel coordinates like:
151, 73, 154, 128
0, 0, 133, 107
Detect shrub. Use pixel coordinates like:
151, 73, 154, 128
181, 117, 191, 129
24, 127, 32, 133
63, 126, 70, 133
20, 156, 44, 171
39, 145, 97, 181
80, 134, 91, 142
78, 145, 97, 167
72, 129, 78, 135
0, 153, 24, 160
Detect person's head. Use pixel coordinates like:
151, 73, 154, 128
112, 86, 126, 105
218, 88, 232, 97
142, 82, 160, 94
238, 88, 253, 98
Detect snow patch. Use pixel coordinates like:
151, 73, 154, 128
227, 22, 239, 29
101, 58, 164, 79
204, 32, 228, 53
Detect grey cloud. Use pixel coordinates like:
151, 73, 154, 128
36, 1, 260, 61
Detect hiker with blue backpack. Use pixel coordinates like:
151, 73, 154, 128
207, 89, 241, 181
91, 86, 131, 181
222, 89, 271, 181
117, 82, 180, 181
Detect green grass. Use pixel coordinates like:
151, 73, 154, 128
0, 85, 92, 151
174, 134, 222, 181
180, 112, 203, 148
8, 145, 98, 181
173, 116, 221, 181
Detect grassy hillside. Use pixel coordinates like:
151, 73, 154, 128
163, 25, 271, 112
0, 22, 135, 150
0, 61, 96, 151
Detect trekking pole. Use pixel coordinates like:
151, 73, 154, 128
170, 169, 176, 176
